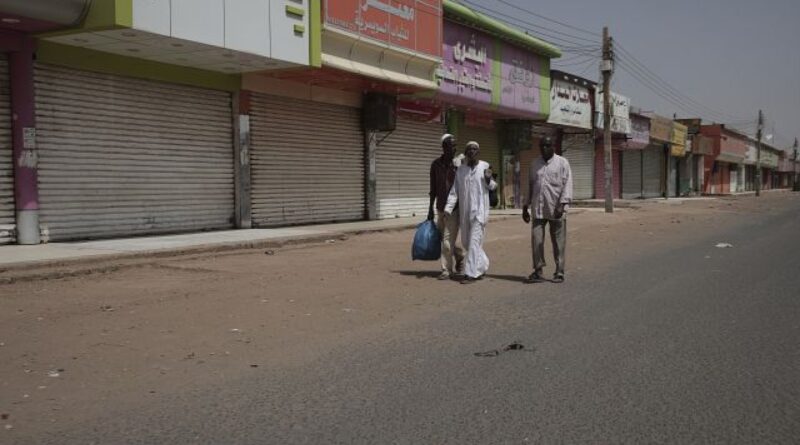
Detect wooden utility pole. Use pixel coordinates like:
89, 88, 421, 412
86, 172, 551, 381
793, 137, 799, 191
755, 109, 763, 197
601, 27, 614, 213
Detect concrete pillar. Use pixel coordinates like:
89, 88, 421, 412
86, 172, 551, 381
9, 39, 40, 244
364, 130, 377, 220
232, 91, 252, 229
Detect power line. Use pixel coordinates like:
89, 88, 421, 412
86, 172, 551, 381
615, 59, 738, 122
496, 0, 601, 38
614, 43, 749, 122
460, 0, 601, 52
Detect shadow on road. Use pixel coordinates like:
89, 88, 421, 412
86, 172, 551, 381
393, 270, 442, 279
484, 274, 529, 283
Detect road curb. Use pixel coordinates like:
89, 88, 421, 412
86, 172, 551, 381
0, 215, 520, 284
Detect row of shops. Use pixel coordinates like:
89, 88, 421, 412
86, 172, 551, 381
0, 1, 797, 245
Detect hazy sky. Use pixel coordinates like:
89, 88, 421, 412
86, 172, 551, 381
469, 0, 799, 150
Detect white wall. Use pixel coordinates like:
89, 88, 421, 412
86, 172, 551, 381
131, 0, 309, 65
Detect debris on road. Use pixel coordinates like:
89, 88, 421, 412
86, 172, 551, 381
264, 250, 275, 255
715, 243, 734, 248
100, 305, 115, 312
474, 342, 533, 357
47, 370, 62, 378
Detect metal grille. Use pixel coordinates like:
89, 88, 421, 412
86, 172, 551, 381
642, 146, 663, 198
375, 117, 444, 219
0, 56, 13, 243
250, 93, 364, 226
622, 150, 642, 199
563, 138, 594, 199
35, 64, 234, 241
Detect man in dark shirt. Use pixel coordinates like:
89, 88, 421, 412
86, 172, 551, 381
428, 134, 464, 280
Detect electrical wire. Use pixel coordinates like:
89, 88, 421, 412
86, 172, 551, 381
459, 0, 601, 53
614, 43, 749, 122
495, 0, 601, 38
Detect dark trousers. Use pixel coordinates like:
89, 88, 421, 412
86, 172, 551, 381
532, 218, 566, 276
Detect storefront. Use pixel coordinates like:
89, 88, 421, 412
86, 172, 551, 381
434, 4, 559, 208
669, 122, 688, 197
35, 64, 236, 241
374, 110, 445, 219
248, 92, 366, 226
644, 114, 671, 198
562, 134, 595, 199
594, 91, 631, 200
15, 0, 317, 241
744, 139, 757, 191
548, 71, 594, 200
254, 0, 444, 223
700, 125, 747, 195
621, 113, 650, 199
0, 55, 11, 243
761, 146, 779, 190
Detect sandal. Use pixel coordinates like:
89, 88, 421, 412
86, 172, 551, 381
526, 271, 544, 283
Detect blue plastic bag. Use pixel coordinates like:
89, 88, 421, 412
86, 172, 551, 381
411, 220, 442, 261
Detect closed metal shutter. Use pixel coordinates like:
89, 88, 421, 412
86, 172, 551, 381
250, 94, 364, 226
0, 56, 13, 244
622, 150, 642, 199
376, 117, 443, 219
35, 64, 234, 241
562, 137, 594, 199
642, 146, 663, 198
729, 164, 739, 193
667, 156, 677, 197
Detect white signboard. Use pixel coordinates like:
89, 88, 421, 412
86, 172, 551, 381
595, 91, 631, 135
548, 79, 592, 129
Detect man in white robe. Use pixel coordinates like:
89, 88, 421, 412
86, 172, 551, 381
445, 141, 497, 284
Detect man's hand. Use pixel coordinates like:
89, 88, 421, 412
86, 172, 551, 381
427, 207, 435, 221
553, 204, 565, 220
522, 206, 531, 224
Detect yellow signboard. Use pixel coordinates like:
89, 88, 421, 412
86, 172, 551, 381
670, 122, 688, 157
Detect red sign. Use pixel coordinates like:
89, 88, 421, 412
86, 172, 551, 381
324, 0, 442, 58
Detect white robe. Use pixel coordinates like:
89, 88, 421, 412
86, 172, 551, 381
444, 161, 497, 278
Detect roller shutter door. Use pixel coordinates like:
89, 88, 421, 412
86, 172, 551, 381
35, 64, 234, 241
0, 56, 13, 244
622, 150, 642, 199
250, 94, 364, 226
667, 156, 678, 197
562, 137, 594, 199
642, 146, 663, 198
376, 117, 443, 219
729, 163, 739, 194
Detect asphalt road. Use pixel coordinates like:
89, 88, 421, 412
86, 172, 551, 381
9, 197, 800, 444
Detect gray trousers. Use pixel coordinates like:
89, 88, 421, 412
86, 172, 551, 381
532, 218, 566, 275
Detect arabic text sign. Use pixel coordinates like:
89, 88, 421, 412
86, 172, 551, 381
548, 79, 592, 129
595, 91, 631, 134
324, 0, 442, 58
649, 115, 672, 143
624, 115, 650, 149
436, 21, 493, 105
670, 123, 688, 157
436, 20, 544, 117
499, 40, 542, 115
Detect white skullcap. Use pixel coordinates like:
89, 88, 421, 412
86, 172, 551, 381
466, 141, 480, 149
441, 133, 454, 143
